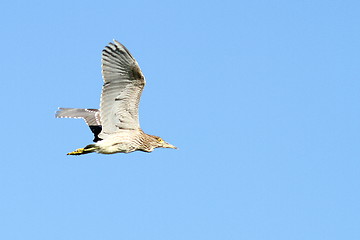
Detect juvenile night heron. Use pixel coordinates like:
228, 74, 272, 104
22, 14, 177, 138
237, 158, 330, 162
56, 40, 176, 155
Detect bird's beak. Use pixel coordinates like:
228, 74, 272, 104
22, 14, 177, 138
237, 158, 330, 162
163, 142, 178, 149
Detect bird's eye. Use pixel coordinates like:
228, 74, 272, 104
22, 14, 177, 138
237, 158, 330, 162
158, 138, 164, 143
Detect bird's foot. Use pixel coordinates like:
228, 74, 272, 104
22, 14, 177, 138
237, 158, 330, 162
67, 145, 97, 155
67, 148, 86, 155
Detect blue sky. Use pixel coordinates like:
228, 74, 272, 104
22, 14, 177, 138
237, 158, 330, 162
1, 0, 360, 239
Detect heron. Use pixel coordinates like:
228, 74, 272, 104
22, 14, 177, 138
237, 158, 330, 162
56, 40, 176, 155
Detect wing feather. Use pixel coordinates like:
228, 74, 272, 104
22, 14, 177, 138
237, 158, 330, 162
55, 108, 101, 126
55, 108, 102, 142
99, 40, 145, 136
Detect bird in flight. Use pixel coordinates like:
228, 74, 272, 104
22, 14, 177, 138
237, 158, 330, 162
56, 40, 177, 155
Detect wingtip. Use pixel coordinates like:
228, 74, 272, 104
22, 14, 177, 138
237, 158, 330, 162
112, 39, 125, 49
55, 107, 61, 118
104, 39, 123, 51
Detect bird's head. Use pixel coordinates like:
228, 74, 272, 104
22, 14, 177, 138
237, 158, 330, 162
153, 136, 177, 150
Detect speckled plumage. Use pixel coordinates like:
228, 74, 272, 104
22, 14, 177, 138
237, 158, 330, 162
56, 40, 176, 155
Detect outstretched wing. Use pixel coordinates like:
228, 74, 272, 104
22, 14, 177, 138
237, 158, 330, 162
100, 40, 145, 136
55, 108, 102, 142
55, 108, 101, 125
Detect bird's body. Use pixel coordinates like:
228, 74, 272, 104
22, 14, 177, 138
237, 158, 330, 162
56, 40, 176, 155
88, 130, 165, 154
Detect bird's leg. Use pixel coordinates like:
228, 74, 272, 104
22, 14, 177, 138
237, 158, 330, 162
67, 148, 87, 155
67, 144, 97, 155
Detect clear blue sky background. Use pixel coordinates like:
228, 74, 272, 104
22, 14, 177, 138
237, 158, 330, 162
1, 0, 359, 239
